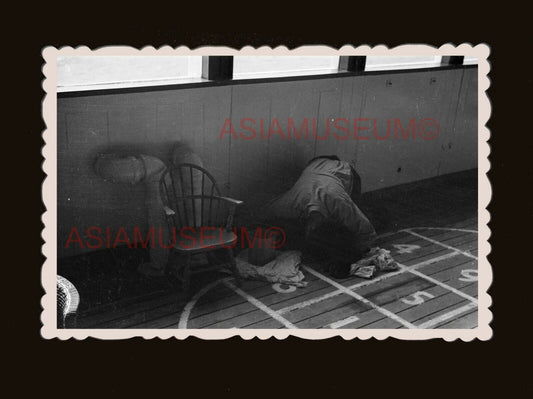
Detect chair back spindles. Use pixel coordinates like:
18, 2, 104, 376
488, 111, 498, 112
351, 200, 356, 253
160, 164, 222, 231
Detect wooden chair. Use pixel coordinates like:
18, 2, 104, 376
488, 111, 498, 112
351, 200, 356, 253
159, 163, 242, 295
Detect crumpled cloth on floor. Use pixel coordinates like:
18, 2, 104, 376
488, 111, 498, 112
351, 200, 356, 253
349, 247, 399, 279
233, 249, 308, 287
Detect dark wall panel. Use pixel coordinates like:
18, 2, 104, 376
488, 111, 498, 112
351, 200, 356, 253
438, 68, 478, 175
57, 68, 477, 257
356, 69, 463, 192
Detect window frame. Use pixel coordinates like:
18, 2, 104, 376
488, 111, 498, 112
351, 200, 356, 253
56, 55, 478, 98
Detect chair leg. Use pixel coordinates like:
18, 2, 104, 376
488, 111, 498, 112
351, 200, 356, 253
226, 248, 241, 286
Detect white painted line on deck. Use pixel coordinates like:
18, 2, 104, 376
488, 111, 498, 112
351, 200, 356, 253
400, 265, 478, 304
417, 302, 477, 329
178, 277, 229, 329
179, 227, 478, 329
328, 315, 360, 329
408, 227, 478, 234
303, 266, 417, 329
278, 252, 460, 315
347, 251, 460, 290
278, 289, 341, 315
223, 280, 297, 329
402, 229, 478, 260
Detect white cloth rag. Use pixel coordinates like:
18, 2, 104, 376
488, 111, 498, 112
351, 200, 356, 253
233, 249, 308, 287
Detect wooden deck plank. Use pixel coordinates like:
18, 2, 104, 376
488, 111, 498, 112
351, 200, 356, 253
425, 262, 476, 283
330, 309, 388, 329
258, 280, 328, 307
430, 266, 478, 288
87, 240, 479, 329
452, 240, 478, 254
97, 300, 183, 329
194, 278, 267, 307
242, 318, 285, 329
133, 284, 246, 329
384, 285, 450, 314
202, 308, 277, 329
193, 274, 322, 309
78, 292, 180, 328
131, 311, 185, 329
298, 305, 381, 329
365, 277, 435, 306
399, 292, 468, 325
355, 271, 427, 297
375, 231, 418, 246
77, 288, 170, 319
448, 218, 478, 230
413, 299, 475, 328
189, 275, 318, 319
461, 283, 478, 298
418, 257, 475, 277
438, 234, 478, 249
269, 285, 340, 312
392, 243, 456, 265
188, 297, 262, 328
437, 310, 478, 329
360, 316, 403, 329
286, 295, 368, 325
400, 248, 453, 267
186, 277, 332, 328
396, 232, 475, 256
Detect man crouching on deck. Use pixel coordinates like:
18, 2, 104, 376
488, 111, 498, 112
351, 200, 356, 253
264, 155, 377, 278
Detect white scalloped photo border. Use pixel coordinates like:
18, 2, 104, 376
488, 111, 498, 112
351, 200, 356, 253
41, 43, 492, 340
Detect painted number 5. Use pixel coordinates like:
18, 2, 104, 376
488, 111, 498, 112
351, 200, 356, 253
401, 291, 435, 305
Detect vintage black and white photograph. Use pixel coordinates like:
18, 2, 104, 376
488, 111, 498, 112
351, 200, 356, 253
42, 45, 491, 339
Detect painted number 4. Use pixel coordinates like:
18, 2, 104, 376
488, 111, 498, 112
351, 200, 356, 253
393, 244, 421, 254
401, 291, 435, 305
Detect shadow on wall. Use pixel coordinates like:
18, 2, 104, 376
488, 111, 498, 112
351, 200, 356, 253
59, 141, 202, 259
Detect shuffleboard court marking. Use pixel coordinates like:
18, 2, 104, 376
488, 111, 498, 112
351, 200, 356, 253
278, 251, 459, 315
399, 264, 478, 304
393, 244, 422, 254
406, 227, 477, 234
223, 280, 297, 329
400, 291, 435, 305
402, 229, 478, 260
328, 315, 361, 329
178, 277, 230, 329
417, 302, 477, 329
459, 269, 478, 282
302, 266, 416, 329
178, 227, 478, 329
272, 283, 297, 294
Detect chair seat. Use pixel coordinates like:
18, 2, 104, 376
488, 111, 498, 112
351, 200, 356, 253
173, 227, 237, 253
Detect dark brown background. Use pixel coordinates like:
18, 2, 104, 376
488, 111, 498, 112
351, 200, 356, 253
13, 11, 527, 396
